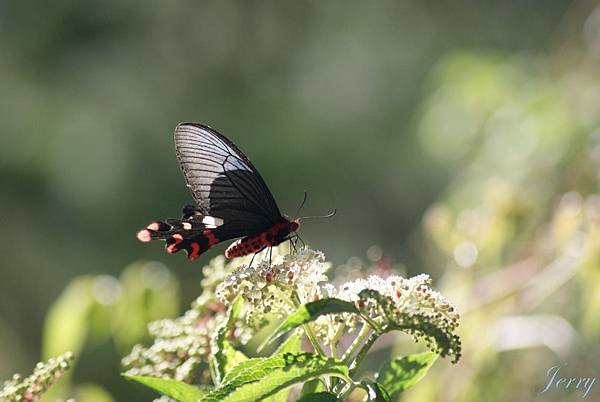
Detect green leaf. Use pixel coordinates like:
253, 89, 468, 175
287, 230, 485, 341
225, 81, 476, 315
210, 296, 245, 385
262, 331, 303, 402
123, 374, 206, 402
201, 352, 349, 402
297, 392, 339, 402
360, 379, 391, 402
273, 330, 302, 355
43, 276, 95, 359
261, 298, 360, 348
220, 358, 263, 384
376, 351, 438, 398
300, 379, 324, 396
114, 262, 180, 353
73, 383, 115, 402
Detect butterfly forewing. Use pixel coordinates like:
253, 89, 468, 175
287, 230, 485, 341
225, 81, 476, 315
137, 122, 298, 262
174, 123, 282, 235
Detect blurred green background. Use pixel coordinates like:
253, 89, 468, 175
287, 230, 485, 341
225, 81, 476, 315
2, 1, 600, 401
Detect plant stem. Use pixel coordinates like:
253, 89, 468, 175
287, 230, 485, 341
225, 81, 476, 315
341, 323, 371, 363
348, 332, 378, 377
359, 313, 382, 333
303, 323, 327, 357
337, 381, 360, 400
331, 324, 372, 395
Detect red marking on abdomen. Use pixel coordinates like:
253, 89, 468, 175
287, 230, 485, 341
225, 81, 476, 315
225, 219, 299, 259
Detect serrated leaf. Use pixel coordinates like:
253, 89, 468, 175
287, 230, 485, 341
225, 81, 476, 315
262, 331, 303, 402
297, 392, 339, 402
261, 298, 360, 348
211, 296, 244, 385
220, 358, 263, 385
376, 351, 438, 398
201, 352, 349, 402
361, 379, 391, 402
222, 342, 248, 372
123, 374, 206, 402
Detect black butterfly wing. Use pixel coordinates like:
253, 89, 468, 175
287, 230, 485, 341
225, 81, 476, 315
174, 122, 282, 239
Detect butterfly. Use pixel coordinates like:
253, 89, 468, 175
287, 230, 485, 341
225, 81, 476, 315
137, 123, 301, 261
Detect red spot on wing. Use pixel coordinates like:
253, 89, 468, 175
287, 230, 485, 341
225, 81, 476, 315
203, 230, 220, 247
188, 242, 201, 260
166, 234, 184, 253
137, 229, 152, 242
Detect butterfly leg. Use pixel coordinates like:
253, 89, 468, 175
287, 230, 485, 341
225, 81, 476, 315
296, 233, 306, 249
288, 236, 298, 254
248, 251, 258, 268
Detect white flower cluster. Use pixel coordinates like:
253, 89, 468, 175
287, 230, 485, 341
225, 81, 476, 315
122, 299, 216, 383
0, 352, 74, 402
216, 249, 331, 325
335, 273, 457, 322
331, 274, 461, 362
217, 248, 461, 362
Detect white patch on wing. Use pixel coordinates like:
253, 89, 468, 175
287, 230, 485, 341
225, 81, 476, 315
202, 216, 224, 228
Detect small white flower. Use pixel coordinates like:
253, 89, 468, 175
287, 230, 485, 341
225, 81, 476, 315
1, 352, 74, 401
216, 249, 331, 325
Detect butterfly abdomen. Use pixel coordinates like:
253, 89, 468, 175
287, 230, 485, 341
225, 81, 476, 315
225, 219, 300, 259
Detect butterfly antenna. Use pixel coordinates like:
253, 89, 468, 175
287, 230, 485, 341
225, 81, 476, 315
299, 208, 337, 220
295, 191, 308, 217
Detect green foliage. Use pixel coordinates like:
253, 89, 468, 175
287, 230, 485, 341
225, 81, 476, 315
124, 374, 206, 402
296, 392, 339, 402
262, 331, 303, 402
300, 379, 325, 396
43, 277, 97, 360
123, 249, 457, 401
360, 379, 391, 402
39, 264, 180, 401
261, 298, 361, 348
201, 353, 349, 402
376, 352, 438, 398
113, 262, 180, 352
210, 296, 246, 385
